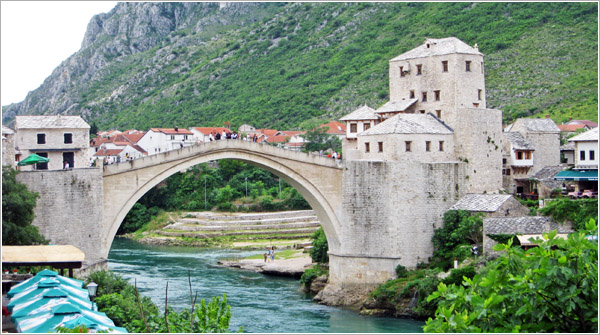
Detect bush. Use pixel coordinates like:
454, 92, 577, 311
431, 210, 482, 269
309, 227, 329, 263
539, 198, 598, 230
441, 265, 476, 287
300, 264, 327, 287
395, 265, 409, 278
424, 219, 599, 333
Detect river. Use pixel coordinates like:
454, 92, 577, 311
108, 238, 424, 333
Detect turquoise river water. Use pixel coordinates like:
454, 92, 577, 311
108, 238, 424, 333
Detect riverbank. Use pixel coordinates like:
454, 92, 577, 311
218, 254, 313, 278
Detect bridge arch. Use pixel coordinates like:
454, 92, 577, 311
102, 140, 343, 260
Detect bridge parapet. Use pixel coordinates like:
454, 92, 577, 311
103, 140, 342, 176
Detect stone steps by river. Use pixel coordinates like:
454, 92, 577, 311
159, 210, 321, 240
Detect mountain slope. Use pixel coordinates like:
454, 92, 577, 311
2, 2, 597, 129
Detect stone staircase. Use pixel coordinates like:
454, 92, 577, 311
158, 210, 321, 241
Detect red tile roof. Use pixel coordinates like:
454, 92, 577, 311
94, 148, 123, 157
193, 127, 231, 135
265, 135, 289, 143
281, 130, 305, 137
319, 121, 346, 134
558, 124, 587, 132
150, 128, 194, 135
123, 132, 145, 143
90, 137, 111, 147
566, 120, 598, 128
257, 129, 281, 136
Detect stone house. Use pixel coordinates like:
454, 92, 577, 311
449, 193, 530, 218
336, 37, 503, 271
2, 125, 16, 167
501, 132, 535, 194
137, 127, 194, 155
483, 216, 573, 256
14, 115, 90, 170
89, 132, 146, 164
504, 117, 561, 174
555, 127, 598, 192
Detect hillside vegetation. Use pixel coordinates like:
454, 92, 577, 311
2, 2, 597, 129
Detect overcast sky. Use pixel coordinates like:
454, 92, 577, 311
1, 1, 118, 107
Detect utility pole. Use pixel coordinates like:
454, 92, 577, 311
245, 177, 248, 198
204, 176, 207, 209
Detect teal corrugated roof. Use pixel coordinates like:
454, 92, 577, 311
554, 170, 598, 181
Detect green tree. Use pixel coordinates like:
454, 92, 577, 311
539, 198, 598, 230
302, 127, 341, 153
2, 166, 47, 245
309, 227, 329, 263
424, 219, 599, 333
431, 210, 482, 269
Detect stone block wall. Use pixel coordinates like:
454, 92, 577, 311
16, 168, 105, 266
526, 132, 560, 174
334, 160, 467, 286
451, 108, 503, 193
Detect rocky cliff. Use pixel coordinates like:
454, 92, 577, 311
2, 2, 597, 129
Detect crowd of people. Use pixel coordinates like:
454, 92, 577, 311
207, 130, 260, 142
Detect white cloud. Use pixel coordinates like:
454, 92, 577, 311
1, 1, 118, 107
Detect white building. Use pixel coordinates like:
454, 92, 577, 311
569, 127, 598, 169
14, 115, 90, 170
137, 128, 194, 155
190, 127, 231, 142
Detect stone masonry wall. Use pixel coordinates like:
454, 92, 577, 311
16, 168, 105, 266
332, 160, 467, 287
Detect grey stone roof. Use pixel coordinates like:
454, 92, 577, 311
375, 99, 418, 114
2, 126, 14, 135
450, 194, 513, 212
503, 132, 534, 150
359, 113, 453, 136
484, 216, 574, 235
15, 115, 90, 129
390, 37, 482, 61
508, 118, 560, 133
340, 105, 378, 121
532, 165, 565, 189
560, 142, 575, 151
568, 127, 598, 142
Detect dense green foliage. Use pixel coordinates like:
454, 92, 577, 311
309, 227, 329, 263
87, 270, 240, 333
539, 198, 598, 230
5, 3, 596, 129
431, 210, 482, 269
299, 264, 328, 288
302, 127, 342, 153
135, 161, 309, 214
424, 220, 598, 333
1, 166, 47, 245
395, 265, 409, 278
118, 203, 161, 235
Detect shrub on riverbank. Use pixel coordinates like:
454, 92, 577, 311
85, 270, 241, 333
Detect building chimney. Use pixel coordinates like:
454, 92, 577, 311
174, 126, 179, 132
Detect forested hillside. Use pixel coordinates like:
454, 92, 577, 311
2, 2, 597, 129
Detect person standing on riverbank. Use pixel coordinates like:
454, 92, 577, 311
270, 246, 275, 262
263, 252, 268, 263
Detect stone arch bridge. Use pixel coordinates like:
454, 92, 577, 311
18, 139, 464, 304
102, 140, 344, 261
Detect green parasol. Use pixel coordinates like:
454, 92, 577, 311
17, 154, 49, 166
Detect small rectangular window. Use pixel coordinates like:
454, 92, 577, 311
378, 142, 383, 153
481, 61, 484, 74
405, 141, 412, 152
439, 141, 444, 152
363, 123, 371, 131
419, 110, 426, 114
64, 133, 73, 144
416, 64, 422, 75
502, 158, 507, 164
478, 89, 482, 101
436, 110, 442, 118
442, 60, 448, 72
409, 90, 415, 99
37, 133, 46, 144
465, 61, 471, 72
525, 151, 532, 160
590, 150, 595, 161
580, 150, 586, 161
400, 66, 406, 77
517, 151, 523, 160
350, 124, 357, 133
434, 90, 440, 101
425, 141, 431, 152
365, 142, 370, 153
422, 92, 427, 102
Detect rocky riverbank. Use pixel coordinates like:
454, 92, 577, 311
218, 255, 313, 278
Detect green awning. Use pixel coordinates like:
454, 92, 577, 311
554, 169, 598, 181
17, 153, 49, 166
